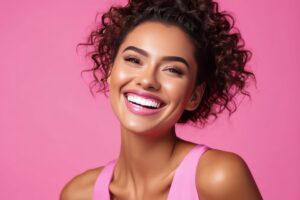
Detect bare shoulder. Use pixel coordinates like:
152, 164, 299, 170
196, 149, 263, 200
60, 166, 104, 200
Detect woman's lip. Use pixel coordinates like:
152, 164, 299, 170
124, 95, 164, 116
123, 89, 166, 105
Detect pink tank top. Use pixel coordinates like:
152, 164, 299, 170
93, 144, 210, 200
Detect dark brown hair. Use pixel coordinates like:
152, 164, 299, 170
80, 0, 256, 127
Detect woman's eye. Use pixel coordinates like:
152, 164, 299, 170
124, 56, 141, 64
165, 66, 183, 75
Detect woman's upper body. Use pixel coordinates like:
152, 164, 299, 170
61, 0, 262, 199
60, 139, 262, 200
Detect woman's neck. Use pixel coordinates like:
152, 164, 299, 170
114, 126, 179, 189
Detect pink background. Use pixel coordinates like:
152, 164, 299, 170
1, 0, 299, 199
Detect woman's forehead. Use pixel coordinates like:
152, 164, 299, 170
119, 21, 196, 60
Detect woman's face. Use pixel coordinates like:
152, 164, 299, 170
108, 21, 203, 136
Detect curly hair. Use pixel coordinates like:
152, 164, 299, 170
80, 0, 256, 127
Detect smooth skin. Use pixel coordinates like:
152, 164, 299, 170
61, 22, 263, 200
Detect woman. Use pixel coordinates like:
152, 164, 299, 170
61, 0, 263, 199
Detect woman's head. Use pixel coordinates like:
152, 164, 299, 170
82, 0, 255, 127
107, 21, 204, 134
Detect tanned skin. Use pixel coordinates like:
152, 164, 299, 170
61, 22, 263, 200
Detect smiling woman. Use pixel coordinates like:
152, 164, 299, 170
60, 0, 262, 199
108, 22, 203, 136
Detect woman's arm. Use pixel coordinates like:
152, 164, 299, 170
196, 150, 263, 200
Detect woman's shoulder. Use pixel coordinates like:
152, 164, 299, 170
196, 148, 262, 200
60, 166, 104, 200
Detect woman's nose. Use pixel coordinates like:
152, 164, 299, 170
134, 67, 161, 91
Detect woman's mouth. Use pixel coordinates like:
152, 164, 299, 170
124, 91, 165, 115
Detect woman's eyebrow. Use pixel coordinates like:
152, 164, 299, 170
122, 46, 190, 68
123, 46, 148, 57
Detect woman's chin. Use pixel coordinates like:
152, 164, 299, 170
120, 120, 174, 138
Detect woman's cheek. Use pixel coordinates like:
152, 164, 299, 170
111, 66, 133, 84
164, 79, 190, 101
163, 81, 189, 107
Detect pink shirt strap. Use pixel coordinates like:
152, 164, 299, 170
93, 159, 117, 200
167, 144, 210, 200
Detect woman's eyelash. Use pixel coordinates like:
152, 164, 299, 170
165, 66, 183, 75
124, 56, 141, 64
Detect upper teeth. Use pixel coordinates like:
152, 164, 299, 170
127, 95, 161, 108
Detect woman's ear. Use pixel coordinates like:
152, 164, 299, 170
185, 82, 206, 111
107, 74, 111, 85
107, 64, 113, 85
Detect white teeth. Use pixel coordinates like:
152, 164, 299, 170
127, 95, 161, 108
